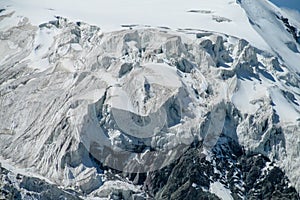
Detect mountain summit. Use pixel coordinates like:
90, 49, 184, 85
0, 0, 299, 199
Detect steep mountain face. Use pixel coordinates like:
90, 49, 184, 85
238, 0, 300, 72
0, 0, 300, 199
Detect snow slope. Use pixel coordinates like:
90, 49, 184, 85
239, 0, 300, 72
0, 0, 270, 51
1, 0, 299, 71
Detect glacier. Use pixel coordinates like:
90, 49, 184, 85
0, 0, 300, 199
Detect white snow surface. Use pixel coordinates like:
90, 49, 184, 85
0, 0, 270, 51
1, 0, 299, 71
210, 181, 234, 200
239, 0, 300, 72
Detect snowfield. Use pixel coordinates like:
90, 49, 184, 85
0, 0, 270, 49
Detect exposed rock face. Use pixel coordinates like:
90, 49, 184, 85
144, 136, 299, 200
143, 106, 299, 200
279, 15, 300, 45
0, 164, 82, 200
0, 11, 300, 199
